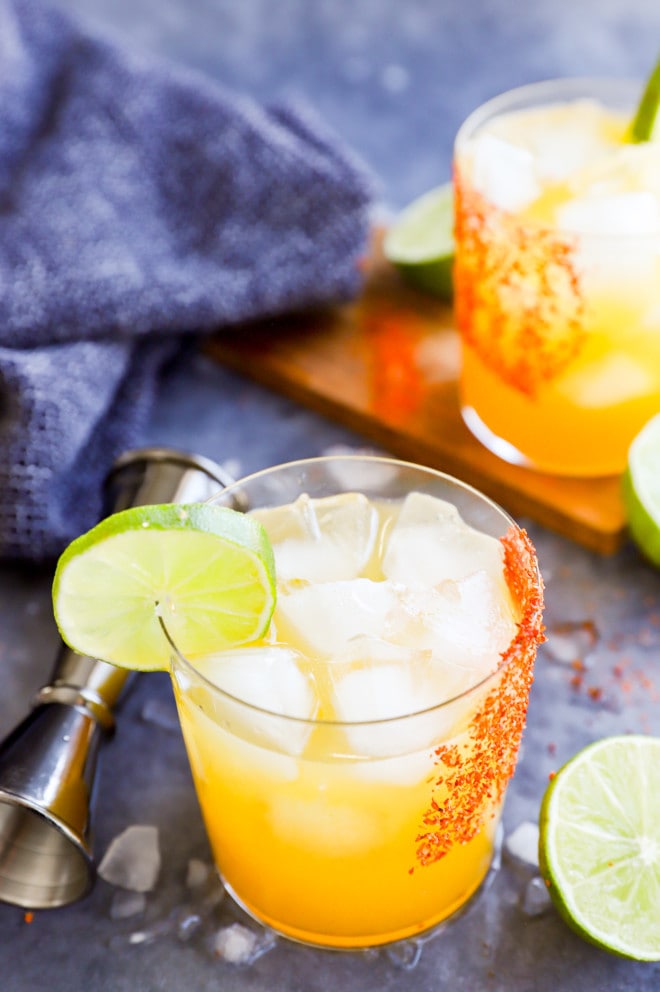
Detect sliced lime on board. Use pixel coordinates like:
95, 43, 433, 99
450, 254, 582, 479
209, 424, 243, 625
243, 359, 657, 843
629, 52, 660, 142
539, 734, 660, 961
52, 503, 276, 671
383, 182, 455, 300
621, 412, 660, 568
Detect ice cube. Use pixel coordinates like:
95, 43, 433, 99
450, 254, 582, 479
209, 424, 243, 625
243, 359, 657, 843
470, 132, 540, 212
557, 352, 655, 408
109, 890, 147, 920
252, 492, 378, 583
484, 100, 622, 185
185, 858, 212, 890
275, 579, 397, 659
269, 791, 382, 855
331, 656, 457, 759
521, 876, 553, 917
566, 140, 660, 202
211, 923, 275, 966
388, 571, 517, 677
331, 660, 428, 721
193, 645, 318, 755
556, 190, 660, 238
98, 824, 161, 893
382, 492, 506, 587
505, 820, 540, 867
327, 635, 474, 776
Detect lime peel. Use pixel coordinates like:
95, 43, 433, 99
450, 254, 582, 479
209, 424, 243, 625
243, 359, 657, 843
52, 503, 276, 672
622, 412, 660, 568
539, 734, 660, 961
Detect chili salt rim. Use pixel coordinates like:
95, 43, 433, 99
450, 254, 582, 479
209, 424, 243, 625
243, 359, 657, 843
415, 525, 545, 866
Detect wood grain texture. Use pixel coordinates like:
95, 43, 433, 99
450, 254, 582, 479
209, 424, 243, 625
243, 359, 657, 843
205, 240, 627, 555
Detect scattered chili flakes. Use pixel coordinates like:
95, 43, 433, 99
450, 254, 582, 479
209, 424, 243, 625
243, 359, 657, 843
453, 166, 586, 397
23, 911, 34, 925
415, 526, 544, 866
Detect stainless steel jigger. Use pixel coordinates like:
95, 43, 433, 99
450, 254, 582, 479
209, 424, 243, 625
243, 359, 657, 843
0, 447, 233, 910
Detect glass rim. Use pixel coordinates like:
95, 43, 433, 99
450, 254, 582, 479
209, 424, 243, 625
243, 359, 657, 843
453, 75, 660, 243
207, 452, 517, 524
166, 454, 536, 727
454, 75, 641, 150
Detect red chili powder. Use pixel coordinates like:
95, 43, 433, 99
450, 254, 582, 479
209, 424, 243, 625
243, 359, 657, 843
415, 526, 545, 865
453, 167, 585, 397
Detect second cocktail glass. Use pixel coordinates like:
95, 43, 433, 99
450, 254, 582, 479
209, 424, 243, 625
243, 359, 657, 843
453, 78, 660, 477
168, 455, 544, 949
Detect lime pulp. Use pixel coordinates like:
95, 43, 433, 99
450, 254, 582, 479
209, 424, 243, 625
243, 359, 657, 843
539, 734, 660, 961
52, 503, 277, 671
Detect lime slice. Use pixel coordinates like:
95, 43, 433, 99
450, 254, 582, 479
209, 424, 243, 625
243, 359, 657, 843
630, 53, 660, 141
539, 735, 660, 961
52, 503, 276, 672
621, 412, 660, 568
383, 182, 454, 300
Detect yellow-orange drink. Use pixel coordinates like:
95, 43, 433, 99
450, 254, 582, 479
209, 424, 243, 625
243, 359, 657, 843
170, 457, 544, 948
454, 79, 660, 476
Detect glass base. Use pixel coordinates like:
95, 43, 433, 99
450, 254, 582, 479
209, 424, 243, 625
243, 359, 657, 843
462, 405, 532, 469
218, 822, 503, 962
462, 403, 622, 477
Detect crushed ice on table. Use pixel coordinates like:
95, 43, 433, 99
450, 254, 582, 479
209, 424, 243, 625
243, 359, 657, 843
521, 876, 553, 917
504, 821, 540, 868
98, 825, 161, 892
209, 922, 277, 966
543, 619, 599, 667
185, 857, 212, 890
109, 890, 146, 921
101, 837, 454, 972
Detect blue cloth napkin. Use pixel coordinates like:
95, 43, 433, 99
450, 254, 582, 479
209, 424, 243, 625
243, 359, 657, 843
0, 0, 375, 562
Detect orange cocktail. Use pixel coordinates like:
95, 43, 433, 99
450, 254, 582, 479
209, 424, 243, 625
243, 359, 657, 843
169, 456, 544, 948
454, 79, 660, 477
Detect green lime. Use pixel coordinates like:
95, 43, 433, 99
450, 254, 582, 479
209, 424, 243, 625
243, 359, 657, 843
383, 183, 454, 300
630, 52, 660, 141
539, 735, 660, 961
621, 412, 660, 568
52, 503, 276, 672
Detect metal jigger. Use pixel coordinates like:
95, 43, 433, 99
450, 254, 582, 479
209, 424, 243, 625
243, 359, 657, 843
0, 447, 233, 910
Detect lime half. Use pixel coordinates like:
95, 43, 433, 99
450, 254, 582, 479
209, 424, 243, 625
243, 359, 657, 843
52, 503, 276, 671
383, 182, 455, 300
630, 52, 660, 141
539, 735, 660, 961
622, 412, 660, 568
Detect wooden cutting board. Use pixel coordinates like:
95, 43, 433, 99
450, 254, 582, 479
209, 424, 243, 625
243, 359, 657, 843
205, 237, 628, 555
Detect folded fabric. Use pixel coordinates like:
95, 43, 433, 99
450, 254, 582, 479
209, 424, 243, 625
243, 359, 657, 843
0, 0, 376, 562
